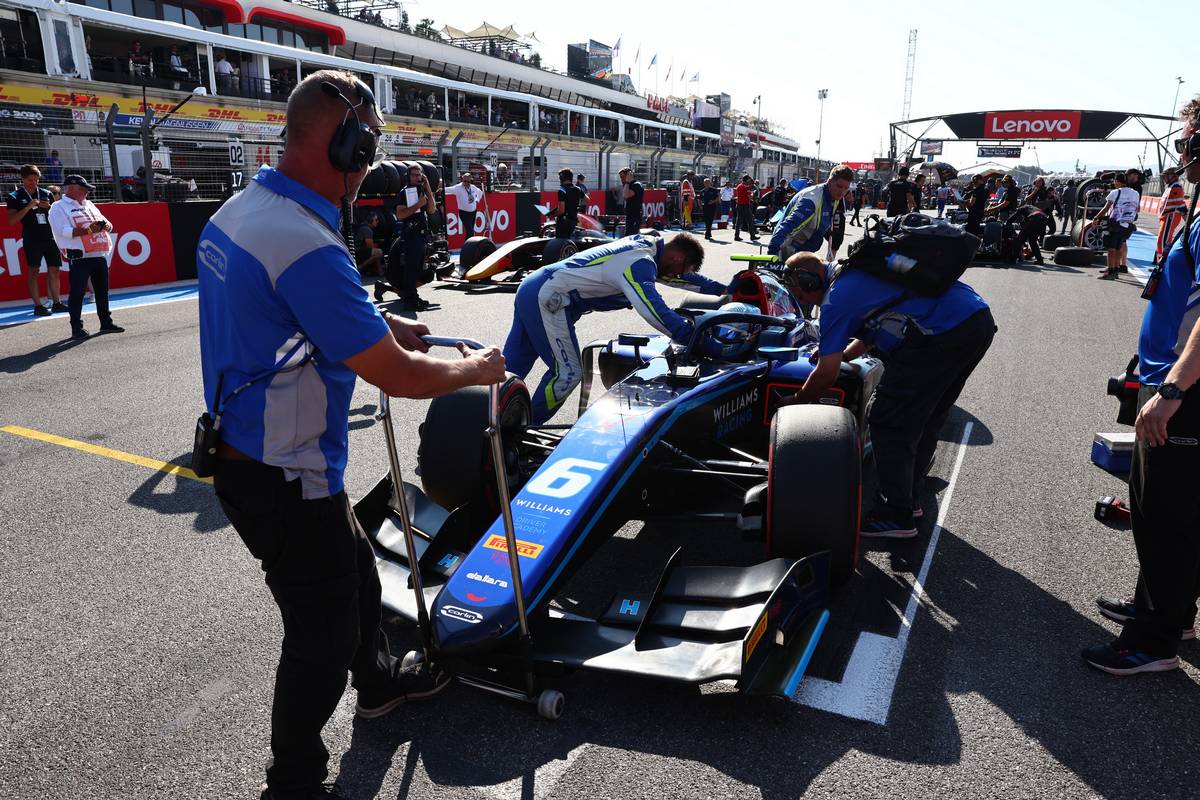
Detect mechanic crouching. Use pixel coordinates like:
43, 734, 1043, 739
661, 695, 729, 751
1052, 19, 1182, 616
503, 232, 725, 424
767, 164, 854, 260
779, 253, 995, 538
196, 70, 506, 799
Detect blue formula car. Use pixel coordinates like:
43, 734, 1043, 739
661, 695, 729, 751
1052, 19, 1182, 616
354, 267, 884, 719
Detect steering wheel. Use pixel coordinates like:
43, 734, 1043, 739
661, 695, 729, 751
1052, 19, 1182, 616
680, 309, 797, 364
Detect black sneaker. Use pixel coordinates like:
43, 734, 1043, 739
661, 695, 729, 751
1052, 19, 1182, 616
1081, 643, 1178, 676
50, 302, 68, 313
98, 323, 125, 333
1096, 596, 1197, 640
355, 662, 450, 719
260, 782, 350, 799
71, 329, 91, 340
33, 304, 51, 317
860, 511, 917, 539
373, 282, 388, 302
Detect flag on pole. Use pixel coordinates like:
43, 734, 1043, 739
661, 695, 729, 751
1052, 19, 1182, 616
634, 45, 640, 64
613, 37, 621, 54
664, 62, 672, 81
690, 72, 699, 82
649, 53, 658, 66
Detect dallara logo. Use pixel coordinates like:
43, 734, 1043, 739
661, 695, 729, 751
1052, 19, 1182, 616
483, 535, 544, 559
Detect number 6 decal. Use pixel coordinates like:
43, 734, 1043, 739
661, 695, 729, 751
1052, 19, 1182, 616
525, 458, 605, 499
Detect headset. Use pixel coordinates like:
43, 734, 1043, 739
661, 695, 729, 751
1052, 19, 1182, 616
780, 264, 825, 294
321, 79, 379, 173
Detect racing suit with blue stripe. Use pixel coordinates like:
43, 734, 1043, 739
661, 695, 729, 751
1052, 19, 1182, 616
767, 182, 841, 259
503, 234, 726, 423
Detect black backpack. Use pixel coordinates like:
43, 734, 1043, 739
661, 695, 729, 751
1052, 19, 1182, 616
844, 213, 981, 296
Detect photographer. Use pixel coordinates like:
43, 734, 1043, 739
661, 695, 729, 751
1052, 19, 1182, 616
1085, 172, 1140, 280
375, 163, 437, 310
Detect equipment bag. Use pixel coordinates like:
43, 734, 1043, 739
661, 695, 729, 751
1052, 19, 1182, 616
846, 213, 981, 296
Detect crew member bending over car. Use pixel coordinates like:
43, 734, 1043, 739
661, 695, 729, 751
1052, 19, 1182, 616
779, 252, 995, 538
767, 164, 853, 260
503, 232, 725, 423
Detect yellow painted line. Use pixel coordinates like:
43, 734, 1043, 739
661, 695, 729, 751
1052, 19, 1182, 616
1, 424, 212, 485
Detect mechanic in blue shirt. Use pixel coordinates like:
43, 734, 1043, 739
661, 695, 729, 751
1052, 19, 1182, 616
503, 232, 726, 424
779, 252, 995, 538
197, 70, 505, 800
767, 165, 853, 260
1084, 97, 1200, 677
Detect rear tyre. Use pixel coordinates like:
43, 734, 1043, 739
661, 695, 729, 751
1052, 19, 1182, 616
418, 375, 531, 512
766, 404, 860, 588
542, 237, 578, 263
1053, 246, 1095, 267
459, 236, 497, 270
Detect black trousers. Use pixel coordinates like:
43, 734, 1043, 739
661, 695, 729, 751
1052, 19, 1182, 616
734, 205, 757, 239
1021, 216, 1047, 262
386, 232, 427, 304
67, 255, 112, 333
459, 209, 477, 239
213, 460, 399, 792
625, 213, 642, 235
554, 216, 577, 239
1121, 386, 1200, 655
702, 204, 716, 237
850, 205, 863, 225
869, 308, 996, 513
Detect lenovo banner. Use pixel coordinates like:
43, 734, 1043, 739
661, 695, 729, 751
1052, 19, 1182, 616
0, 202, 176, 302
444, 191, 518, 251
942, 110, 1129, 141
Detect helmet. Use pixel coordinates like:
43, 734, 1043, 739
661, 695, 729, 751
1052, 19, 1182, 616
709, 302, 762, 360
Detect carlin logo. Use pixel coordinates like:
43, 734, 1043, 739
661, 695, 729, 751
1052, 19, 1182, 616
483, 534, 544, 559
439, 605, 483, 624
197, 239, 228, 281
714, 388, 759, 437
984, 111, 1081, 139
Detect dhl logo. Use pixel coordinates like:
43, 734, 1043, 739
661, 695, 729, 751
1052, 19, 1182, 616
137, 101, 175, 113
49, 92, 99, 107
482, 534, 543, 560
264, 113, 286, 123
207, 108, 245, 119
744, 612, 769, 663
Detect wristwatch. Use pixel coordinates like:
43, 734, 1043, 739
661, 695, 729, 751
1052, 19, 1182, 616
1157, 382, 1186, 400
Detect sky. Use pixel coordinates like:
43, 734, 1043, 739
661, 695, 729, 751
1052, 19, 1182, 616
404, 0, 1195, 174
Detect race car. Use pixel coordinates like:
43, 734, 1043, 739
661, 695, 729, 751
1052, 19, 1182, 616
353, 267, 884, 718
447, 212, 619, 287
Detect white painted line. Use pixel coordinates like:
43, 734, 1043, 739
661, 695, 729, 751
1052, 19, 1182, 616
793, 420, 975, 724
474, 744, 590, 800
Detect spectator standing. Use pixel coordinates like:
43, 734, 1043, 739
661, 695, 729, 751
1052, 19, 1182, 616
699, 177, 719, 240
885, 166, 915, 217
772, 180, 788, 215
935, 183, 951, 219
354, 211, 383, 276
43, 150, 63, 184
446, 172, 483, 240
733, 174, 758, 242
1087, 172, 1141, 279
620, 167, 644, 233
7, 164, 65, 317
1155, 166, 1188, 265
1084, 97, 1200, 676
680, 172, 695, 228
48, 175, 123, 339
985, 175, 1020, 221
168, 45, 188, 90
546, 168, 582, 239
719, 179, 734, 223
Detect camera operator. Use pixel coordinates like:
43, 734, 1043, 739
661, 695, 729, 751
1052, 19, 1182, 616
375, 163, 438, 310
1085, 97, 1200, 676
196, 70, 506, 797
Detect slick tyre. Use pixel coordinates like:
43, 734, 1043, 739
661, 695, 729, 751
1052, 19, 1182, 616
459, 236, 497, 270
1053, 246, 1095, 267
766, 404, 860, 588
418, 375, 531, 512
542, 237, 578, 264
1042, 233, 1071, 250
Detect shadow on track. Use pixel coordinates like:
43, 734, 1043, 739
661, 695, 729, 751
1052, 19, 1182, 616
0, 336, 86, 374
127, 453, 227, 532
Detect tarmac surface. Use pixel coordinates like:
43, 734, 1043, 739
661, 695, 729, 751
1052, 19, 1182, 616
2, 212, 1198, 799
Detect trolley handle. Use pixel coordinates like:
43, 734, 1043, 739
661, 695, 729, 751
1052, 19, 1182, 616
377, 335, 487, 413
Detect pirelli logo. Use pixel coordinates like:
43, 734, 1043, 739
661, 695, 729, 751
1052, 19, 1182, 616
745, 613, 769, 663
482, 534, 544, 560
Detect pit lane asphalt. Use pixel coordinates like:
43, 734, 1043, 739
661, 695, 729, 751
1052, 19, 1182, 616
2, 215, 1197, 800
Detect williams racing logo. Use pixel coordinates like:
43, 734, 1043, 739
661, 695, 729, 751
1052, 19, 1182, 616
482, 534, 544, 560
713, 388, 759, 438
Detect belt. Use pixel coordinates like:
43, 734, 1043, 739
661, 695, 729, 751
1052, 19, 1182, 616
217, 441, 253, 461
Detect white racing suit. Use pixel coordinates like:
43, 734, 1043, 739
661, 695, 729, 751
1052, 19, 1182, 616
502, 234, 726, 423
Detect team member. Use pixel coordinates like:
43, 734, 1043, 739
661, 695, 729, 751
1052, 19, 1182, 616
1007, 204, 1049, 265
911, 173, 927, 211
1023, 176, 1057, 238
1059, 179, 1078, 227
699, 177, 720, 240
620, 168, 644, 233
719, 178, 734, 223
767, 165, 853, 259
49, 175, 123, 340
1085, 97, 1200, 675
575, 173, 588, 197
733, 174, 758, 241
984, 175, 1020, 220
780, 250, 994, 538
680, 171, 695, 228
503, 232, 724, 423
376, 163, 437, 309
1085, 172, 1140, 280
850, 183, 867, 226
935, 183, 951, 219
885, 166, 916, 217
446, 171, 483, 240
963, 174, 989, 236
7, 164, 65, 317
354, 210, 383, 276
197, 70, 506, 798
545, 167, 582, 239
1154, 166, 1188, 265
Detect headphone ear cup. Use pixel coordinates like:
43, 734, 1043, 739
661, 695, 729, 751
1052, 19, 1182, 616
328, 120, 376, 173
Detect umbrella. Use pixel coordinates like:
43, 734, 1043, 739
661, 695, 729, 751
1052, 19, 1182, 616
920, 161, 958, 184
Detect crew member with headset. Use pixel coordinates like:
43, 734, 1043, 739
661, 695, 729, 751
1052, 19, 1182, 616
1085, 98, 1200, 676
767, 165, 853, 259
779, 245, 995, 539
375, 163, 438, 310
545, 167, 582, 239
196, 70, 505, 799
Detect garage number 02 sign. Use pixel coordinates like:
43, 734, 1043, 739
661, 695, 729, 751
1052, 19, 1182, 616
228, 140, 245, 168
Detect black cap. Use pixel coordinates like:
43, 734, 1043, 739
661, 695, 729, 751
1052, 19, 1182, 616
63, 174, 95, 190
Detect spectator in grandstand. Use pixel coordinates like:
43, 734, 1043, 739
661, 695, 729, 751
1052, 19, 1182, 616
733, 174, 758, 242
43, 150, 63, 184
885, 166, 915, 217
214, 52, 234, 93
620, 167, 644, 233
168, 45, 188, 90
546, 168, 582, 239
447, 172, 483, 240
128, 40, 150, 79
699, 177, 719, 240
719, 178, 734, 221
354, 211, 383, 276
768, 164, 852, 259
1154, 166, 1188, 265
1084, 96, 1200, 676
49, 175, 122, 339
8, 164, 64, 318
1088, 172, 1142, 280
